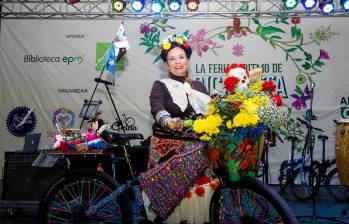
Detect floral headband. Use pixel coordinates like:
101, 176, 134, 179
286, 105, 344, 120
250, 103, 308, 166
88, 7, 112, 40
160, 34, 192, 62
162, 34, 190, 50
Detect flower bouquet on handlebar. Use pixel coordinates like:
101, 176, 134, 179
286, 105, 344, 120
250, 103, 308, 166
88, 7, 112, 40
191, 64, 286, 181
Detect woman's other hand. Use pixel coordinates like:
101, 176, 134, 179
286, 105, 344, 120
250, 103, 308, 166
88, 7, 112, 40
165, 117, 184, 132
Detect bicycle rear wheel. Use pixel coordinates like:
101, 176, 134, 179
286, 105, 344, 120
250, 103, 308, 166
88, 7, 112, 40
290, 165, 320, 201
325, 168, 349, 202
210, 176, 299, 224
278, 160, 290, 192
38, 168, 132, 224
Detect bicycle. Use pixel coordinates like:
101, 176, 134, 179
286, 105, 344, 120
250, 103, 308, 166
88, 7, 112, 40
278, 118, 320, 201
38, 130, 299, 223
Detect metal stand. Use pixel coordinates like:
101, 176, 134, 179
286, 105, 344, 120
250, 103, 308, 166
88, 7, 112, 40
79, 50, 126, 133
298, 81, 341, 224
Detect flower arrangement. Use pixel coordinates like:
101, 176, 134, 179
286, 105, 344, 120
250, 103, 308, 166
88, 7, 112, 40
192, 64, 285, 181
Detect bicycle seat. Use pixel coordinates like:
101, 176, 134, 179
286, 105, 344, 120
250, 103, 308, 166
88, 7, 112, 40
101, 131, 143, 144
318, 135, 328, 140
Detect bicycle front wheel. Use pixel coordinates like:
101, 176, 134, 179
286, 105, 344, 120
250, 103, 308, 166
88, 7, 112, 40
325, 168, 349, 202
290, 165, 320, 201
210, 176, 299, 224
38, 168, 132, 224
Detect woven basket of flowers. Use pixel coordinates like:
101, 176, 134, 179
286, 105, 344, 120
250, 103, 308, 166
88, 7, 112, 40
192, 64, 285, 181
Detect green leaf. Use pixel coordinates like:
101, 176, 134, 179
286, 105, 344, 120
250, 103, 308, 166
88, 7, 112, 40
271, 35, 282, 40
287, 48, 297, 53
304, 52, 312, 61
286, 53, 289, 62
269, 40, 276, 49
183, 30, 189, 37
219, 33, 226, 41
314, 60, 325, 67
145, 46, 154, 54
139, 42, 151, 46
252, 18, 260, 26
140, 37, 147, 42
153, 54, 162, 63
295, 85, 304, 96
294, 58, 303, 62
260, 26, 286, 37
297, 46, 304, 52
302, 62, 311, 70
291, 26, 296, 39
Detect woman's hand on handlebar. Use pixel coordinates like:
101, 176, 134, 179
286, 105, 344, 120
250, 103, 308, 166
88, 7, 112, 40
165, 117, 184, 132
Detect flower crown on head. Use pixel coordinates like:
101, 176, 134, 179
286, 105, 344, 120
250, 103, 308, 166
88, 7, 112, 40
162, 34, 190, 51
224, 63, 249, 77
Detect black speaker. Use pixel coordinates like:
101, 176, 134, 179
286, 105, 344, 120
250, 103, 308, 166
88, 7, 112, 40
2, 151, 68, 201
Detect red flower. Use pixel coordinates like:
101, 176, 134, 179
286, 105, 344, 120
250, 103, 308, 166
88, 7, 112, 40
195, 186, 205, 197
291, 15, 301, 25
224, 76, 240, 92
251, 156, 257, 164
196, 175, 210, 186
230, 101, 242, 109
209, 180, 220, 190
262, 81, 276, 93
240, 160, 249, 170
272, 94, 283, 106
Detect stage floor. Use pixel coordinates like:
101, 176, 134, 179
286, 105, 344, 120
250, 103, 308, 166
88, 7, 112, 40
1, 186, 348, 224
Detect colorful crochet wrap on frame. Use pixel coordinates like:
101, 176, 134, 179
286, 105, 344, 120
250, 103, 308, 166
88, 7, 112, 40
138, 142, 209, 219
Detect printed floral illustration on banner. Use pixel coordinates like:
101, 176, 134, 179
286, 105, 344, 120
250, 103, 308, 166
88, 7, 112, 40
138, 4, 337, 112
191, 64, 286, 181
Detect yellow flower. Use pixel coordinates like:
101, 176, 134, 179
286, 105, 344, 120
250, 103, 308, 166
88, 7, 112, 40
250, 81, 263, 93
233, 111, 260, 127
175, 37, 183, 44
226, 120, 233, 129
163, 41, 171, 50
241, 100, 258, 115
193, 114, 223, 136
200, 135, 211, 141
207, 103, 218, 115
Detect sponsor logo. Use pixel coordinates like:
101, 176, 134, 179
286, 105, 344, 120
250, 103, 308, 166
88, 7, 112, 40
24, 55, 83, 65
96, 42, 124, 72
57, 88, 88, 94
340, 97, 349, 119
66, 34, 85, 39
6, 106, 37, 137
110, 114, 138, 131
52, 107, 75, 129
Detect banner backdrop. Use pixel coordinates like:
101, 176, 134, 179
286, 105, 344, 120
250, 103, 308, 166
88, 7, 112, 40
1, 18, 349, 182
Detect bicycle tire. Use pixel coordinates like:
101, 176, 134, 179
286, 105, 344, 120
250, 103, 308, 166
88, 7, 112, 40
290, 165, 320, 201
325, 168, 349, 202
278, 160, 289, 192
210, 176, 299, 224
38, 168, 132, 224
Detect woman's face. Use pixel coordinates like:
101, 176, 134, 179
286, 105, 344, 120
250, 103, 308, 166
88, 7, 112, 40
165, 47, 189, 77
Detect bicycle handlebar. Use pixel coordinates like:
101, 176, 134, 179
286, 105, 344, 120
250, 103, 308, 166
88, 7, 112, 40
296, 117, 324, 132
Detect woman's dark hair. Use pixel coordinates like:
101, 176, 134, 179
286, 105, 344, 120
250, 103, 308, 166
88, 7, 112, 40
160, 41, 192, 62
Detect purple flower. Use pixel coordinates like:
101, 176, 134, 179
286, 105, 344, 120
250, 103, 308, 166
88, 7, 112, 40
232, 43, 244, 57
291, 94, 311, 110
140, 23, 151, 34
319, 49, 330, 60
188, 29, 213, 57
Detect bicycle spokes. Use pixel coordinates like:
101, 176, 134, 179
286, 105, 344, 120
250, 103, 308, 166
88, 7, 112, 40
219, 188, 285, 223
46, 178, 122, 223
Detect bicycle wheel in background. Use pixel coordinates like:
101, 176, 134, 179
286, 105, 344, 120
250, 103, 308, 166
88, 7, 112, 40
38, 168, 132, 224
325, 168, 349, 202
278, 160, 292, 192
290, 165, 320, 201
210, 176, 299, 224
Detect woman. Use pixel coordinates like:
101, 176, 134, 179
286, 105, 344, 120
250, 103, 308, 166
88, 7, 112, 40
139, 34, 216, 224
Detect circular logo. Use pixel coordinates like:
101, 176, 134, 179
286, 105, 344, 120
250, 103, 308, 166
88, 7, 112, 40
52, 107, 75, 129
6, 106, 37, 137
